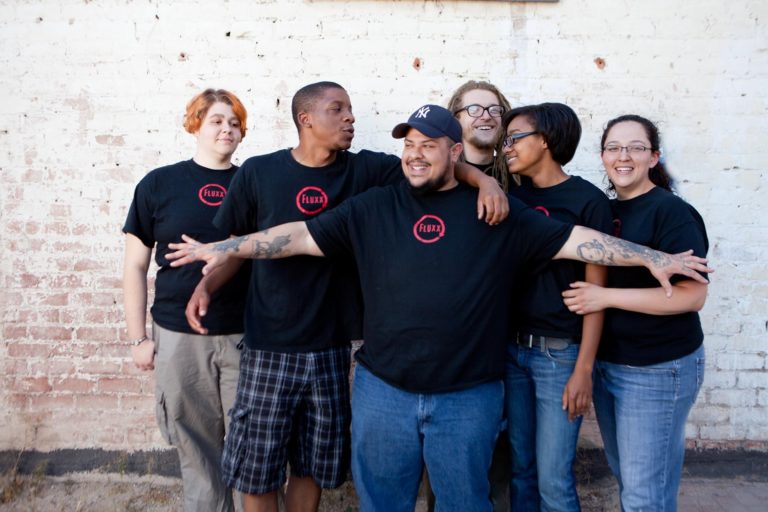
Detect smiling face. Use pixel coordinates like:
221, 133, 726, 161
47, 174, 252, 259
301, 87, 355, 151
502, 115, 547, 178
401, 128, 462, 193
601, 120, 660, 199
455, 88, 504, 151
195, 101, 243, 161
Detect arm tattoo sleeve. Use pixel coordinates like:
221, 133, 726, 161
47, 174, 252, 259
210, 229, 291, 260
250, 235, 291, 259
576, 234, 671, 267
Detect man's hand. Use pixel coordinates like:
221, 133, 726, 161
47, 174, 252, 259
562, 367, 592, 422
186, 284, 211, 334
167, 234, 232, 275
477, 176, 509, 225
562, 282, 607, 315
130, 339, 156, 371
647, 250, 711, 297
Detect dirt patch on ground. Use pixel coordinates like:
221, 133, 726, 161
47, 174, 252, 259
0, 470, 620, 512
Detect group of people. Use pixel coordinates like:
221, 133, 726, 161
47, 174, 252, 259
123, 80, 710, 512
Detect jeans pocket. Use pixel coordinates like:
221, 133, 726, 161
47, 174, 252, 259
544, 344, 579, 366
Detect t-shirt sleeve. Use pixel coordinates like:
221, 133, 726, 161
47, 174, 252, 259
656, 200, 709, 282
305, 199, 355, 258
512, 200, 574, 271
213, 163, 257, 236
122, 175, 156, 248
367, 151, 403, 186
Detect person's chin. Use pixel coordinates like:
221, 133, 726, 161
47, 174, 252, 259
408, 180, 434, 196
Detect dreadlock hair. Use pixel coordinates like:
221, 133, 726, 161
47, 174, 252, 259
446, 80, 512, 189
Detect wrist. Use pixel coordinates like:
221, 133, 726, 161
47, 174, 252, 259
128, 335, 148, 346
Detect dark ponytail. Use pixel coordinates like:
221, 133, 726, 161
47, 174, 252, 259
601, 114, 674, 195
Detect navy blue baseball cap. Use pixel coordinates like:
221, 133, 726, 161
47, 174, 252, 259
392, 104, 462, 144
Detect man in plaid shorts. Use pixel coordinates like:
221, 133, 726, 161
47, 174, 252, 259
182, 85, 508, 512
169, 104, 710, 511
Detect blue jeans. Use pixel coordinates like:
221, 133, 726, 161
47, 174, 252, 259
351, 364, 503, 512
593, 344, 705, 512
505, 343, 583, 512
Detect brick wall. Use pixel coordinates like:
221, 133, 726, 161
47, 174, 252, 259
1, 0, 766, 451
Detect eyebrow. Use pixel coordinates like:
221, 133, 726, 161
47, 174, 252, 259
606, 139, 649, 144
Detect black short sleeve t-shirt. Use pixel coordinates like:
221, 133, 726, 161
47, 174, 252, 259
510, 176, 614, 339
600, 186, 709, 365
123, 160, 249, 334
306, 182, 573, 393
214, 148, 402, 352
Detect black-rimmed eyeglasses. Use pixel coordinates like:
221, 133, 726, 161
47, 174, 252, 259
454, 104, 505, 118
502, 131, 538, 148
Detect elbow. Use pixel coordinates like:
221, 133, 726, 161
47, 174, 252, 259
691, 286, 708, 312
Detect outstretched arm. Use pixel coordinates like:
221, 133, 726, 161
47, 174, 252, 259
166, 221, 324, 275
454, 161, 509, 225
553, 225, 712, 297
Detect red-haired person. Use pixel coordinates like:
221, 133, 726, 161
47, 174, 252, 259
122, 89, 250, 512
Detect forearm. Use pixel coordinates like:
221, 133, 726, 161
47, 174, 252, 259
210, 221, 322, 259
573, 263, 606, 373
123, 266, 149, 339
195, 254, 243, 294
600, 283, 707, 315
555, 226, 669, 267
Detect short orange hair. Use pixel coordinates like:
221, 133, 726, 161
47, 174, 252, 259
183, 88, 248, 138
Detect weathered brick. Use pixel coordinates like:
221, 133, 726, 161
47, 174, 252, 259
1, 0, 766, 453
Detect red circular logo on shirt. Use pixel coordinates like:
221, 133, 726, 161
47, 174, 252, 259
198, 184, 227, 206
413, 215, 446, 244
296, 186, 329, 215
534, 205, 550, 216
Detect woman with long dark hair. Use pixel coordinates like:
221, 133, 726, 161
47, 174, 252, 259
563, 114, 709, 511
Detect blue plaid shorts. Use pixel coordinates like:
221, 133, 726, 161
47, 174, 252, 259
221, 346, 351, 494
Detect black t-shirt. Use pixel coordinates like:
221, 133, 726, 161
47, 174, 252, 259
123, 159, 249, 334
510, 176, 614, 339
600, 186, 709, 365
306, 181, 573, 393
214, 148, 402, 352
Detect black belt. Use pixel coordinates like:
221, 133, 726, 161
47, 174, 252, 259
515, 332, 577, 351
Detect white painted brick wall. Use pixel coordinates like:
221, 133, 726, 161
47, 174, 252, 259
1, 0, 766, 451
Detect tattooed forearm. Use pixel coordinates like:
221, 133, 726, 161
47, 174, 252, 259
603, 235, 671, 267
212, 237, 248, 253
575, 234, 671, 267
250, 234, 291, 259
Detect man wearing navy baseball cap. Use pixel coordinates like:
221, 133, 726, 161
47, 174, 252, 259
167, 103, 712, 512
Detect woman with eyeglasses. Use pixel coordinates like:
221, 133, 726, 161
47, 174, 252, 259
122, 88, 250, 511
498, 103, 613, 511
562, 114, 708, 511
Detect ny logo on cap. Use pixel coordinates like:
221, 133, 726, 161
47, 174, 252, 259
415, 106, 430, 119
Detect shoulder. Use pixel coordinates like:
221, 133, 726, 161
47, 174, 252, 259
353, 149, 400, 166
135, 160, 187, 189
239, 149, 288, 170
648, 187, 702, 220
